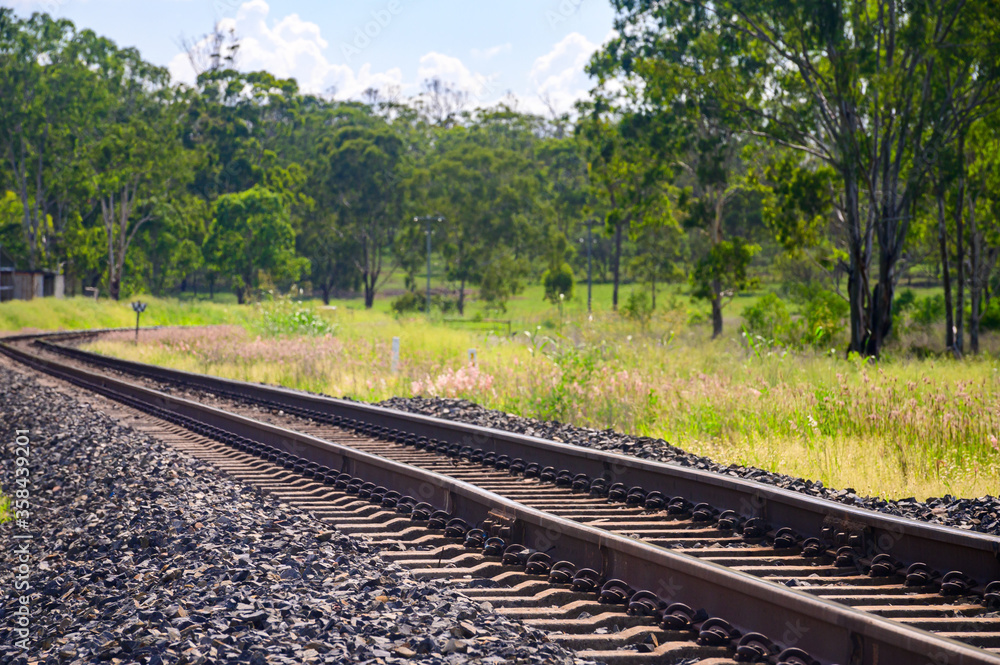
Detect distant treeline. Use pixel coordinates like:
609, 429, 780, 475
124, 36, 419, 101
2, 3, 1000, 357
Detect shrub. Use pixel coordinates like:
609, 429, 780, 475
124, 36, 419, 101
741, 293, 791, 343
799, 288, 848, 347
895, 288, 917, 314
432, 295, 458, 314
980, 298, 1000, 331
542, 263, 574, 304
911, 294, 946, 327
391, 291, 425, 314
620, 290, 653, 324
257, 300, 335, 336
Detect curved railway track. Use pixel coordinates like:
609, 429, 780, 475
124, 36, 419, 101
3, 328, 1000, 665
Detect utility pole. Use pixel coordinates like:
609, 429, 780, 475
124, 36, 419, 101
413, 216, 445, 314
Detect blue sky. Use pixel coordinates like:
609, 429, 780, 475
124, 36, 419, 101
8, 0, 618, 113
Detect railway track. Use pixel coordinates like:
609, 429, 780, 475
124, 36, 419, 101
3, 328, 1000, 665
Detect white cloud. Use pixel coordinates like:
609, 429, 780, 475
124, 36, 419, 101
416, 51, 502, 104
168, 0, 405, 99
165, 2, 607, 116
526, 31, 601, 115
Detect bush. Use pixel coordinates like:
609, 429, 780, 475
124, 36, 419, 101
799, 288, 848, 347
911, 294, 946, 327
742, 293, 791, 343
895, 288, 917, 314
981, 298, 1000, 331
391, 291, 426, 315
620, 289, 653, 324
542, 263, 574, 304
257, 300, 335, 336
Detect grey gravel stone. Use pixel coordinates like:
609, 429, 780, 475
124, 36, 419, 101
0, 366, 590, 665
379, 396, 1000, 536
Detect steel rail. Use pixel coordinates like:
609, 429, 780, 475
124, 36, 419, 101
2, 333, 999, 665
30, 333, 1000, 589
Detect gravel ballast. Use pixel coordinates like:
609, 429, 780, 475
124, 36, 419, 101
378, 396, 1000, 537
0, 366, 583, 665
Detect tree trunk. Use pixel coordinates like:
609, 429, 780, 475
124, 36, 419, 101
711, 283, 722, 338
612, 222, 622, 311
865, 272, 895, 358
968, 198, 997, 355
321, 282, 331, 305
937, 191, 955, 352
970, 284, 981, 355
955, 138, 966, 355
364, 276, 375, 308
650, 271, 656, 311
458, 278, 466, 315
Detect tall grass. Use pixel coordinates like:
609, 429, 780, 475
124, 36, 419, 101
0, 295, 250, 333
82, 303, 1000, 500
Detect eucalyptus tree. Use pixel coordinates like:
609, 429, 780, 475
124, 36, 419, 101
203, 185, 307, 304
577, 107, 675, 313
185, 69, 302, 202
315, 107, 408, 308
964, 117, 1000, 353
0, 11, 98, 271
87, 41, 189, 300
597, 0, 1000, 356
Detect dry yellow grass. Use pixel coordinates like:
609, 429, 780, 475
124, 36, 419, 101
83, 305, 1000, 500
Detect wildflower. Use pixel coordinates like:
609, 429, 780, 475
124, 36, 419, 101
990, 435, 998, 452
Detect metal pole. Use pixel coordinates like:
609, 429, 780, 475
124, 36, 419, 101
587, 221, 593, 314
135, 311, 140, 343
426, 218, 432, 314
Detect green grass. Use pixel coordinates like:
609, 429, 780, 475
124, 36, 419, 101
0, 295, 251, 333
8, 292, 997, 501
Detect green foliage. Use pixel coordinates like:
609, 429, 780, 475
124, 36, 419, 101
542, 262, 574, 304
620, 289, 653, 324
478, 252, 526, 313
895, 289, 918, 315
742, 287, 847, 348
203, 186, 307, 303
315, 110, 407, 308
797, 288, 849, 347
742, 293, 791, 344
981, 299, 1000, 331
911, 295, 947, 328
690, 237, 760, 302
256, 300, 335, 337
759, 153, 836, 252
391, 291, 426, 315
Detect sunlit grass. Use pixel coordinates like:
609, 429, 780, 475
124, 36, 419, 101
79, 301, 1000, 501
0, 295, 251, 333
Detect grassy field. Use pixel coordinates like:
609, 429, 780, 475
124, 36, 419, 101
4, 292, 996, 501
0, 295, 251, 333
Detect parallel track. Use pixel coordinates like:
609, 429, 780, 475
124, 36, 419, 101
3, 329, 1000, 665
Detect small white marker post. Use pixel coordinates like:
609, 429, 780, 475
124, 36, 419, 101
468, 348, 477, 365
391, 337, 400, 373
